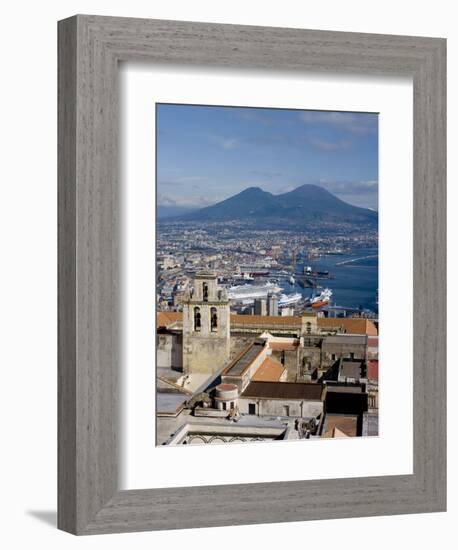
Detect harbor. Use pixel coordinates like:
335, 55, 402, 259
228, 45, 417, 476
292, 246, 378, 314
214, 247, 378, 318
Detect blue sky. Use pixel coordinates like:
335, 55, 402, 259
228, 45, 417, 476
157, 104, 378, 210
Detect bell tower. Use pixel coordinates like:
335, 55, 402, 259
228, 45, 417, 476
182, 271, 230, 375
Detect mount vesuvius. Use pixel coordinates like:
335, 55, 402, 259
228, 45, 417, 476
173, 184, 377, 227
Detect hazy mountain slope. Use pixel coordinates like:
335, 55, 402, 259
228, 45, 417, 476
178, 187, 277, 221
175, 184, 377, 225
273, 184, 378, 223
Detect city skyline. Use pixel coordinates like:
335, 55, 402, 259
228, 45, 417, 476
157, 104, 379, 211
156, 102, 379, 446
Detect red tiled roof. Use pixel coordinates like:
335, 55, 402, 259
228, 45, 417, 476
323, 415, 358, 438
155, 311, 378, 336
268, 341, 298, 351
156, 311, 303, 328
230, 314, 301, 326
317, 318, 378, 336
157, 311, 183, 328
252, 357, 285, 382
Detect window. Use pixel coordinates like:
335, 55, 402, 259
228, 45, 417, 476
283, 405, 290, 416
210, 307, 218, 331
222, 401, 227, 410
194, 307, 201, 331
248, 403, 256, 415
306, 321, 312, 334
202, 282, 208, 301
349, 352, 355, 360
331, 353, 336, 361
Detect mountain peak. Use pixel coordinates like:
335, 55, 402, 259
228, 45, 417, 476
175, 183, 377, 225
288, 184, 333, 196
238, 186, 269, 196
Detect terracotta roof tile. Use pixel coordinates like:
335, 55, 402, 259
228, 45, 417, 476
318, 318, 378, 336
252, 357, 285, 382
322, 415, 358, 438
155, 311, 378, 336
230, 314, 302, 326
157, 311, 183, 328
268, 341, 298, 351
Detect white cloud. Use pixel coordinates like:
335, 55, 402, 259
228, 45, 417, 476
158, 175, 207, 187
318, 180, 378, 194
299, 111, 377, 135
209, 134, 244, 150
316, 180, 379, 209
306, 137, 351, 151
157, 193, 219, 208
217, 137, 242, 150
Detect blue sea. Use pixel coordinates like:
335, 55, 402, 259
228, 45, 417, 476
282, 247, 379, 313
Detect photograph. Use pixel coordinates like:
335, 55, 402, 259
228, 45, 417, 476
0, 0, 448, 543
156, 104, 379, 446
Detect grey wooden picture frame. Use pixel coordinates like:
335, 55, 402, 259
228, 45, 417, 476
58, 14, 446, 535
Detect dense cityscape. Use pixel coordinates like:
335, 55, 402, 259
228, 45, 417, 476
156, 104, 378, 447
156, 215, 379, 446
157, 218, 378, 318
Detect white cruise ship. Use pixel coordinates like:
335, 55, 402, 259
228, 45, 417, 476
227, 282, 282, 304
278, 292, 302, 307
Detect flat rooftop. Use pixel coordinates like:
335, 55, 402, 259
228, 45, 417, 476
340, 360, 364, 379
156, 378, 189, 416
324, 335, 367, 345
156, 408, 296, 445
268, 341, 299, 351
157, 393, 187, 416
325, 383, 364, 393
242, 381, 323, 401
222, 340, 265, 376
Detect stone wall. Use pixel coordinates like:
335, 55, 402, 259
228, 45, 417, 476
270, 349, 298, 381
238, 397, 323, 418
156, 332, 183, 370
297, 346, 322, 381
321, 340, 367, 369
229, 333, 258, 358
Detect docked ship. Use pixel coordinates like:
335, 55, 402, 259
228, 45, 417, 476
278, 292, 302, 307
304, 266, 331, 279
310, 288, 332, 309
325, 248, 345, 255
239, 265, 270, 277
232, 272, 254, 282
227, 282, 282, 304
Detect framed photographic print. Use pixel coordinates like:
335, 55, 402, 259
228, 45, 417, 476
58, 15, 446, 534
